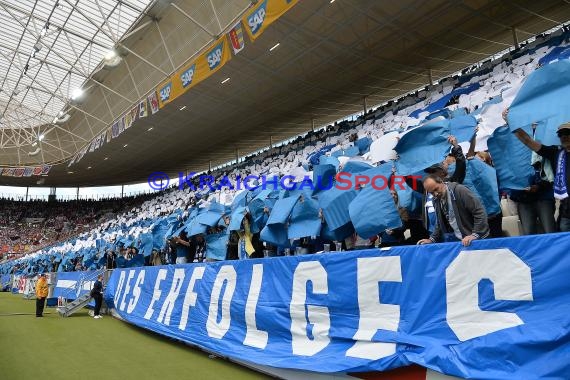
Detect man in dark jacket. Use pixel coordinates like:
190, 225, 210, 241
417, 175, 489, 246
406, 135, 467, 238
91, 275, 103, 319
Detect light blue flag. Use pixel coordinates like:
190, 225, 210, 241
319, 155, 340, 169
205, 232, 229, 261
395, 120, 451, 175
138, 233, 154, 257
318, 186, 358, 231
463, 159, 501, 216
349, 164, 402, 239
266, 195, 300, 225
355, 137, 372, 154
342, 160, 374, 175
507, 60, 570, 146
312, 164, 336, 195
260, 195, 301, 246
487, 126, 534, 190
288, 197, 321, 239
229, 206, 247, 231
449, 115, 478, 143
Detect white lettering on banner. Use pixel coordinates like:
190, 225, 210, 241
114, 271, 126, 307
207, 47, 223, 70
179, 267, 205, 331
243, 264, 268, 349
446, 249, 533, 341
346, 257, 402, 360
207, 266, 237, 339
290, 261, 330, 356
159, 83, 171, 102
144, 269, 168, 320
120, 270, 136, 311
127, 270, 145, 314
157, 269, 186, 325
248, 5, 266, 34
180, 65, 195, 88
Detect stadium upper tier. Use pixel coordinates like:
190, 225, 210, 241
1, 26, 570, 273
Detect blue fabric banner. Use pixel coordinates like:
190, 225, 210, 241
487, 126, 534, 190
395, 120, 451, 175
507, 60, 570, 146
105, 233, 570, 378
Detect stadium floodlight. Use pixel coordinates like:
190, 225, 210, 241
38, 134, 45, 141
71, 88, 84, 101
103, 49, 122, 68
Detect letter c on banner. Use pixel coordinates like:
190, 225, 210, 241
446, 248, 533, 341
207, 265, 237, 339
290, 261, 330, 356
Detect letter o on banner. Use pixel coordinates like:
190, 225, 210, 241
207, 266, 237, 339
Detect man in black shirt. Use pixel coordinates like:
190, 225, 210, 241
513, 122, 570, 232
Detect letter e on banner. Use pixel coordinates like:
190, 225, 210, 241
346, 257, 401, 360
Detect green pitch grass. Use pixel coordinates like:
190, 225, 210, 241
0, 292, 271, 380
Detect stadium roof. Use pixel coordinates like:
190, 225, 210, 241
0, 0, 569, 187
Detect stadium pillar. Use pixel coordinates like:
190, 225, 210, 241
76, 187, 79, 200
311, 119, 315, 132
235, 147, 239, 164
25, 187, 29, 201
512, 27, 519, 49
270, 135, 273, 149
121, 185, 124, 198
428, 69, 434, 85
363, 97, 367, 114
209, 161, 212, 171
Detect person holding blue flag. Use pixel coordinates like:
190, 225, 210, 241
512, 120, 570, 232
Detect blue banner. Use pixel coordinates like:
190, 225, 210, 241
104, 233, 570, 378
53, 271, 97, 301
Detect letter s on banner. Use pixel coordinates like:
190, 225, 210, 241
290, 261, 330, 356
446, 249, 533, 341
127, 270, 145, 314
346, 256, 401, 360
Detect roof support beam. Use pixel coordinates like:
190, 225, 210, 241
171, 3, 217, 38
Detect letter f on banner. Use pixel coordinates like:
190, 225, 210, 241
446, 249, 533, 341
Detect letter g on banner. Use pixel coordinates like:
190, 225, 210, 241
446, 249, 533, 341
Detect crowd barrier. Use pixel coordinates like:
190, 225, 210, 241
102, 233, 570, 379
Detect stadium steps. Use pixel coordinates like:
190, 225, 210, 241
57, 292, 92, 317
56, 268, 106, 318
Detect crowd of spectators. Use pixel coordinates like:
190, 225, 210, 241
2, 26, 570, 277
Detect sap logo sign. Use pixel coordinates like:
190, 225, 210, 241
207, 45, 223, 70
248, 0, 267, 35
159, 82, 172, 102
180, 65, 196, 88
